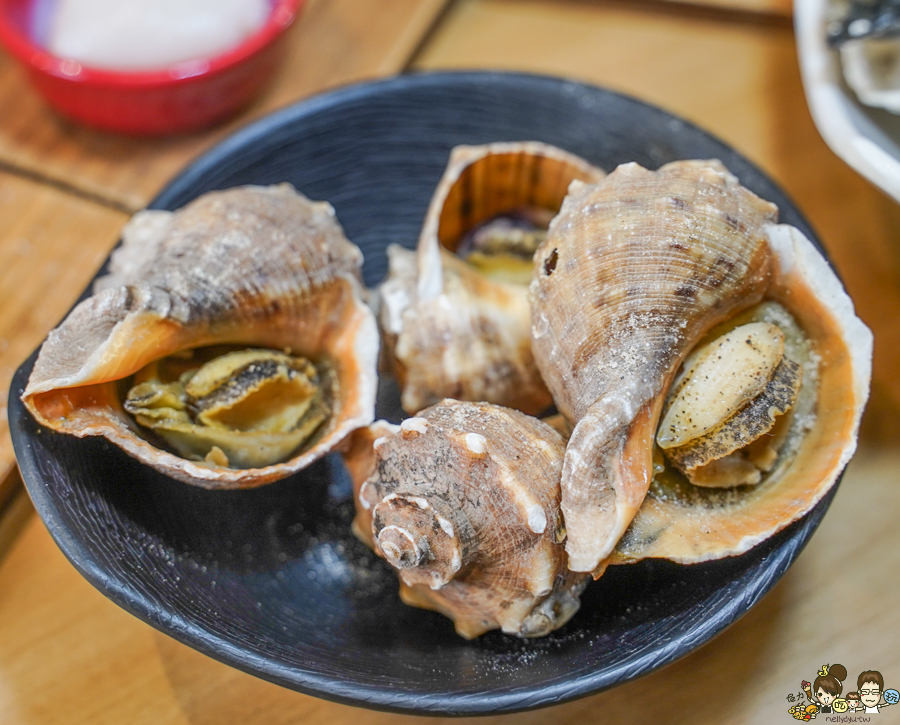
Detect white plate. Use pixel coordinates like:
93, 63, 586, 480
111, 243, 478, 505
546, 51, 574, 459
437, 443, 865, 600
796, 0, 900, 201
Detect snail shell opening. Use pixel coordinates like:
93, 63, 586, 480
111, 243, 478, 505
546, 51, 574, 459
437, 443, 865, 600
530, 159, 871, 574
376, 142, 604, 416
22, 185, 379, 489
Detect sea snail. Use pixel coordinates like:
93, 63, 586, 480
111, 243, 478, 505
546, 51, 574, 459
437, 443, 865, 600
530, 159, 872, 575
343, 400, 587, 639
22, 184, 379, 488
376, 142, 604, 416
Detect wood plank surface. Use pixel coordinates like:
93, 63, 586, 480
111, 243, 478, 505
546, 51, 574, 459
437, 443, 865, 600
0, 0, 451, 212
0, 446, 894, 725
413, 0, 900, 445
0, 471, 32, 561
0, 171, 128, 492
660, 0, 792, 14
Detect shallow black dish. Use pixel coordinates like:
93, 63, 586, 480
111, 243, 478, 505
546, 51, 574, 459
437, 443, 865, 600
8, 71, 837, 716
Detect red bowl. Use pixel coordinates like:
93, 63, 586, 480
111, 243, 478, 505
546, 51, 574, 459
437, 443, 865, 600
0, 0, 304, 135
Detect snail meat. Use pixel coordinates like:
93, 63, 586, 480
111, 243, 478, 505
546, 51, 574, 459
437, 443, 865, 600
22, 184, 379, 488
530, 160, 871, 574
123, 348, 329, 468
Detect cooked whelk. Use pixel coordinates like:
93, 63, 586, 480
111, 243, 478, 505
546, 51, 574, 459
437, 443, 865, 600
22, 184, 379, 488
380, 245, 551, 415
601, 232, 872, 567
658, 323, 785, 449
344, 400, 587, 639
419, 143, 605, 282
377, 142, 604, 416
124, 349, 328, 468
656, 322, 802, 487
530, 159, 779, 574
666, 359, 800, 486
459, 208, 554, 285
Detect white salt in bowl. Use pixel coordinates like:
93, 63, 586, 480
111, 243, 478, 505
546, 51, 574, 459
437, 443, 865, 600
0, 0, 304, 135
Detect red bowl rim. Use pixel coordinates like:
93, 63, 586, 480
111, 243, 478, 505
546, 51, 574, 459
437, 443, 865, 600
0, 0, 303, 87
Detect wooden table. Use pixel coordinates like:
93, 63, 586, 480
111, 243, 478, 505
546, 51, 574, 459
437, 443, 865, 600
1, 1, 898, 723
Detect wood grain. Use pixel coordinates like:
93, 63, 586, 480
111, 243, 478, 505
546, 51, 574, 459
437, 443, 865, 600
414, 0, 900, 444
0, 171, 128, 491
0, 447, 893, 725
0, 0, 452, 212
0, 471, 32, 561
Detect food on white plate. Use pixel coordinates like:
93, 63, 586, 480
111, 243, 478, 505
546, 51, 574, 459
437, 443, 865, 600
827, 0, 900, 113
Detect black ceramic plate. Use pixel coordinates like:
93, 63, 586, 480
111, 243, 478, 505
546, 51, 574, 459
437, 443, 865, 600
8, 72, 837, 716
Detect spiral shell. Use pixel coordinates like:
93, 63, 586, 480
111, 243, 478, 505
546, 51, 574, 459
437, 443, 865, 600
377, 142, 604, 415
379, 244, 551, 414
530, 159, 871, 574
604, 228, 871, 568
22, 184, 379, 488
344, 400, 587, 639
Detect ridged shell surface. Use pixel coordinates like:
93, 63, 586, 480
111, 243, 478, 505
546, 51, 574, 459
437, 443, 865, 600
380, 245, 550, 414
603, 223, 872, 568
22, 184, 379, 488
378, 142, 604, 415
344, 400, 587, 639
530, 160, 779, 572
